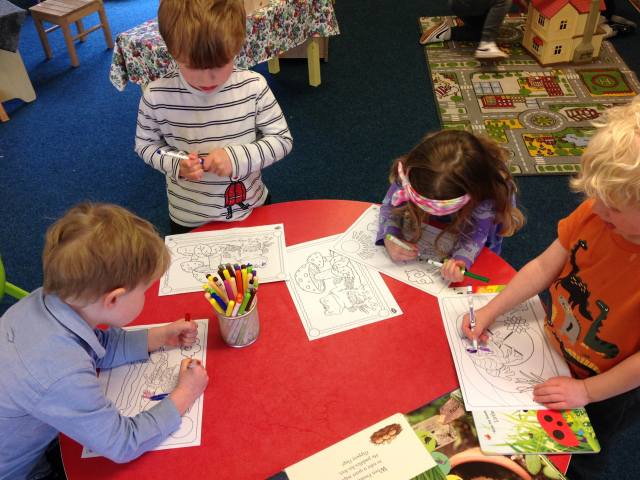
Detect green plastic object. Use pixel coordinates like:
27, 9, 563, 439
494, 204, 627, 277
0, 252, 29, 303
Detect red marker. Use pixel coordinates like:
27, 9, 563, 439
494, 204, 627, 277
185, 313, 191, 322
188, 359, 201, 369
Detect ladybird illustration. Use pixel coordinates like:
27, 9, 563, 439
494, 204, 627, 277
224, 180, 249, 219
537, 410, 579, 447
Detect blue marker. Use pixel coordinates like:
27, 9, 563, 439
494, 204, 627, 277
210, 291, 228, 311
146, 393, 169, 401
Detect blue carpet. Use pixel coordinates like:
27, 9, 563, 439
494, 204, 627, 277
2, 0, 640, 478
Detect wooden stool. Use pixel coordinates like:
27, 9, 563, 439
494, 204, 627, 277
29, 0, 114, 67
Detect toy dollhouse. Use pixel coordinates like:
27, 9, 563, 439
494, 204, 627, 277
522, 0, 607, 66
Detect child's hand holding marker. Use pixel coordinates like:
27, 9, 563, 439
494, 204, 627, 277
169, 357, 209, 416
440, 258, 467, 283
158, 149, 206, 181
201, 147, 233, 177
461, 306, 494, 345
384, 234, 419, 261
159, 314, 199, 348
387, 234, 489, 283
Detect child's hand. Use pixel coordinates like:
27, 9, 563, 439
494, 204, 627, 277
169, 358, 209, 415
163, 318, 198, 347
533, 376, 590, 409
383, 237, 419, 261
202, 148, 233, 177
441, 259, 466, 282
461, 307, 494, 343
179, 151, 205, 181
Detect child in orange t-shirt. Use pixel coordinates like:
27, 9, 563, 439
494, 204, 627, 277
461, 97, 640, 480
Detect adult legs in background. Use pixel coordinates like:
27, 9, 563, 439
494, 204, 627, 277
600, 0, 636, 36
566, 386, 640, 480
450, 0, 512, 43
420, 0, 511, 59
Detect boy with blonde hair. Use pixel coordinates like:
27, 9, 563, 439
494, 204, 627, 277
0, 203, 209, 480
135, 0, 293, 233
461, 97, 640, 479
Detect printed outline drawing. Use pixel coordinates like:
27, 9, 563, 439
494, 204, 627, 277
160, 225, 289, 296
330, 205, 452, 296
439, 294, 570, 410
287, 235, 402, 339
83, 320, 208, 457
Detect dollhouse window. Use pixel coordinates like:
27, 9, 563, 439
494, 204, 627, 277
538, 13, 546, 27
560, 20, 567, 30
533, 42, 540, 52
554, 45, 562, 55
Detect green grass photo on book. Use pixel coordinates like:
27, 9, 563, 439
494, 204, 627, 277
474, 409, 600, 455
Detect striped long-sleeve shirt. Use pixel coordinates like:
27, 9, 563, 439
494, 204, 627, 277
135, 68, 293, 226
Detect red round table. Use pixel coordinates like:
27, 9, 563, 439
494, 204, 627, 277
60, 200, 569, 479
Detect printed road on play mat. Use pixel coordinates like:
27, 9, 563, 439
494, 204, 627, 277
420, 14, 639, 176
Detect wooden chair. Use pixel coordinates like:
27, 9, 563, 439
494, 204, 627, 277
29, 0, 114, 67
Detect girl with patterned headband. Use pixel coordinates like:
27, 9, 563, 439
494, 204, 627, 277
375, 129, 525, 282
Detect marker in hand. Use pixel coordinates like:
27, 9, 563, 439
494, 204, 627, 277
157, 149, 205, 165
425, 258, 490, 284
188, 359, 201, 369
466, 283, 478, 354
385, 234, 415, 251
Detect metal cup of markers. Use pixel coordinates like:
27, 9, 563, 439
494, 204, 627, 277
216, 296, 260, 347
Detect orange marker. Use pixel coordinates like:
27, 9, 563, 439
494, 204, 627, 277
208, 280, 228, 303
235, 267, 243, 295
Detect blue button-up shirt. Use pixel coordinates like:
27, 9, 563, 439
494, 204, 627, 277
0, 288, 182, 480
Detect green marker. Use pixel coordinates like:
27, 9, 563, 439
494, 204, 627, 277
385, 234, 414, 251
237, 292, 252, 315
425, 258, 490, 284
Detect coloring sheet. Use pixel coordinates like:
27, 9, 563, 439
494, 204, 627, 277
81, 320, 209, 457
330, 205, 452, 296
438, 294, 571, 411
286, 235, 403, 340
160, 224, 290, 296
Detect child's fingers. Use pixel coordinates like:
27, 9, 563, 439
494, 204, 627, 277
179, 358, 193, 372
180, 331, 198, 346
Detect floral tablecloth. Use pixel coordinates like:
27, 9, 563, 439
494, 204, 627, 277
109, 0, 339, 90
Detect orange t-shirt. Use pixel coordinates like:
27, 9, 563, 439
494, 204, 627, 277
546, 199, 640, 379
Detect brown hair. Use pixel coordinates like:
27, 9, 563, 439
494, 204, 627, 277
390, 130, 525, 256
158, 0, 246, 69
43, 203, 171, 306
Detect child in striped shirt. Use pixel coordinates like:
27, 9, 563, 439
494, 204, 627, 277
135, 0, 293, 234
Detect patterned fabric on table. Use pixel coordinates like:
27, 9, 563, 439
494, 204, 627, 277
109, 0, 339, 90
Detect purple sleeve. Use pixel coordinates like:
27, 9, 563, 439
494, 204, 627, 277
376, 182, 404, 246
449, 200, 497, 269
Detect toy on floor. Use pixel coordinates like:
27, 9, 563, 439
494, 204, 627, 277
523, 0, 612, 66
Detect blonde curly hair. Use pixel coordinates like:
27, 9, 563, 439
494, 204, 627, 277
571, 97, 640, 207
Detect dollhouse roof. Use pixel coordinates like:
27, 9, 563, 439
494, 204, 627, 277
530, 0, 605, 18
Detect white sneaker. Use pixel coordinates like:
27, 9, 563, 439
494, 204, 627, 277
420, 21, 450, 44
603, 24, 616, 39
474, 42, 508, 60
